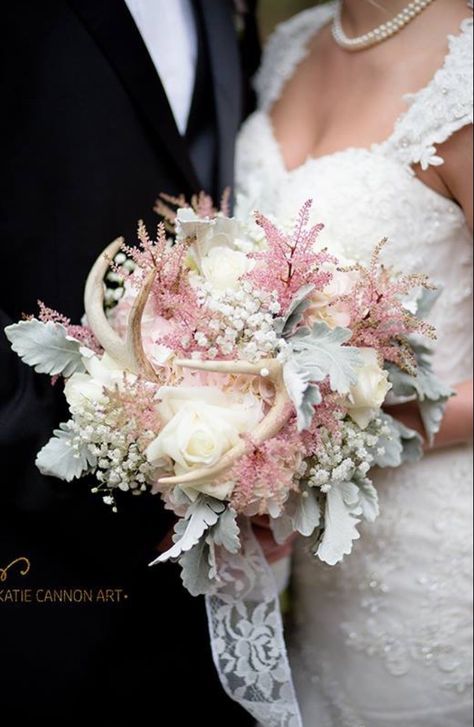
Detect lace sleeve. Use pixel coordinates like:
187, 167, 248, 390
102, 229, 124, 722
253, 3, 337, 112
382, 17, 473, 171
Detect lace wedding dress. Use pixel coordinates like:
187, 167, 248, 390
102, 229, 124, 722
236, 3, 473, 725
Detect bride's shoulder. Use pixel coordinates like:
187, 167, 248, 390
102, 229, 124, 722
417, 15, 473, 119
254, 2, 337, 111
447, 14, 473, 67
384, 15, 472, 171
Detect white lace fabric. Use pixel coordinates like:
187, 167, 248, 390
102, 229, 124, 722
206, 520, 302, 727
236, 4, 473, 726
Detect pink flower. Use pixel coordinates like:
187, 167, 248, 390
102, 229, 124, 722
245, 200, 336, 311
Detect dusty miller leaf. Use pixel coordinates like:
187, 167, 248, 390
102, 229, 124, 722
289, 485, 321, 536
210, 507, 241, 554
395, 420, 424, 463
35, 422, 97, 482
283, 359, 322, 431
289, 322, 362, 394
271, 486, 321, 544
354, 477, 380, 522
179, 538, 215, 596
369, 412, 423, 467
150, 495, 225, 565
5, 319, 86, 377
274, 284, 315, 337
316, 482, 362, 566
414, 287, 441, 318
386, 339, 453, 444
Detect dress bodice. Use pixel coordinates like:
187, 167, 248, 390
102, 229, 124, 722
236, 4, 473, 386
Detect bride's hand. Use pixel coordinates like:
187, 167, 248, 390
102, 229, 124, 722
387, 379, 473, 450
385, 401, 425, 439
252, 515, 296, 564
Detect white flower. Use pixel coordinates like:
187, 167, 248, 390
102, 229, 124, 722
200, 246, 253, 291
175, 207, 215, 245
64, 353, 130, 410
307, 269, 359, 329
177, 209, 257, 288
346, 348, 392, 429
146, 386, 263, 500
177, 209, 241, 260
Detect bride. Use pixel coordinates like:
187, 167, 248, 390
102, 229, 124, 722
236, 0, 473, 725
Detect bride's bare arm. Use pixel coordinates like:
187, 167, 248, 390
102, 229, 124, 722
393, 125, 473, 449
436, 124, 474, 231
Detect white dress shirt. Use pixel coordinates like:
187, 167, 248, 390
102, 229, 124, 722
124, 0, 198, 135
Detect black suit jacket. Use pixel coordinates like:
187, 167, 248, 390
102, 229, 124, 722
0, 1, 260, 721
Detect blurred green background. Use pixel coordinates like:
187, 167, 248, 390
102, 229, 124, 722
258, 0, 323, 39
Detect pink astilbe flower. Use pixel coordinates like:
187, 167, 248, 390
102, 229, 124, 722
340, 239, 436, 371
122, 221, 201, 338
230, 418, 306, 514
104, 376, 162, 452
245, 200, 336, 310
37, 301, 102, 354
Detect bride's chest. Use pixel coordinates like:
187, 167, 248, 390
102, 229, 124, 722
236, 112, 469, 280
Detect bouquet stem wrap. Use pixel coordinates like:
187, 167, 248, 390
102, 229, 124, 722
205, 519, 303, 727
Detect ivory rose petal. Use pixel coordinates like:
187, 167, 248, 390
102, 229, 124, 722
146, 386, 264, 500
347, 348, 392, 429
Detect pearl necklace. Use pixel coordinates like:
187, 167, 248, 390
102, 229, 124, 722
332, 0, 436, 52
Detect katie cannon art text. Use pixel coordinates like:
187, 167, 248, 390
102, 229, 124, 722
0, 587, 128, 605
0, 557, 127, 604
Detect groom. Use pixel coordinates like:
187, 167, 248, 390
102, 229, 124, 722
0, 0, 260, 721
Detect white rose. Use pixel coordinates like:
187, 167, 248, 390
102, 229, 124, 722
146, 386, 263, 500
200, 246, 253, 291
64, 353, 130, 410
307, 269, 359, 329
347, 348, 392, 429
307, 290, 351, 329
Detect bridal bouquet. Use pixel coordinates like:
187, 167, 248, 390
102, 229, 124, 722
5, 195, 451, 725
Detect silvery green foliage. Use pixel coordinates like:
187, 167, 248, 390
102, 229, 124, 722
414, 287, 441, 318
354, 477, 380, 522
387, 339, 453, 443
150, 495, 225, 565
283, 359, 322, 431
211, 507, 241, 553
369, 412, 423, 467
178, 508, 241, 596
274, 284, 315, 337
5, 319, 86, 377
289, 322, 362, 395
395, 419, 425, 462
180, 538, 215, 597
271, 485, 321, 544
179, 506, 242, 596
315, 481, 362, 566
36, 422, 97, 482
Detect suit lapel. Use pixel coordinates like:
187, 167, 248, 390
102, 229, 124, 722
198, 0, 243, 196
67, 0, 201, 192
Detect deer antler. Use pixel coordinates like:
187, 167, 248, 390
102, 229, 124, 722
157, 358, 291, 487
125, 267, 160, 381
84, 238, 159, 380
